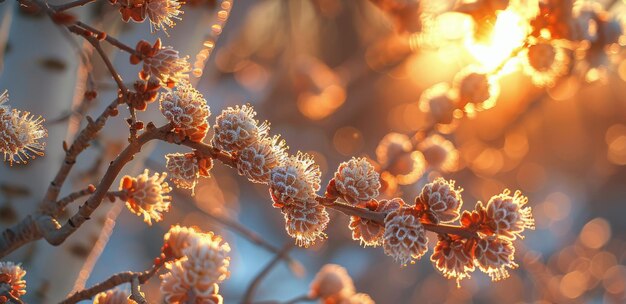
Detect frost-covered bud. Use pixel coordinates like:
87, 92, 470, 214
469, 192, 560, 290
93, 289, 131, 304
236, 135, 287, 184
160, 232, 230, 303
375, 133, 426, 185
418, 83, 456, 125
0, 91, 47, 165
483, 190, 535, 240
160, 81, 211, 142
430, 237, 475, 287
474, 236, 518, 281
453, 68, 498, 113
165, 152, 213, 193
138, 39, 190, 86
415, 178, 463, 224
349, 198, 404, 247
332, 157, 380, 205
161, 265, 222, 304
270, 152, 321, 208
119, 169, 172, 225
282, 200, 329, 247
383, 207, 428, 265
146, 0, 182, 32
182, 233, 231, 284
309, 264, 355, 302
418, 134, 459, 172
212, 105, 269, 152
0, 261, 26, 301
163, 225, 201, 259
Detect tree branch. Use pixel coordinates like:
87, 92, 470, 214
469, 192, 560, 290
242, 244, 293, 304
51, 0, 98, 12
61, 264, 162, 304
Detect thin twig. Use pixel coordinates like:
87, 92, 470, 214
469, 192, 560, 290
282, 294, 314, 304
61, 265, 162, 304
51, 0, 98, 11
75, 21, 138, 55
129, 275, 148, 304
242, 244, 293, 304
56, 186, 125, 209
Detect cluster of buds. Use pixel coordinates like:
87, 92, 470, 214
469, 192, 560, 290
119, 169, 172, 225
160, 225, 230, 304
339, 177, 534, 286
131, 39, 190, 87
309, 264, 375, 303
0, 90, 47, 165
116, 0, 182, 33
128, 78, 161, 111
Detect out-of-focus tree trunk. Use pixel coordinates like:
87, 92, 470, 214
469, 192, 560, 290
0, 2, 96, 303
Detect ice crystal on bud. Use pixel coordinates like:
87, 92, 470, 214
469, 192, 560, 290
333, 157, 381, 205
141, 41, 190, 86
146, 0, 182, 33
415, 178, 463, 224
282, 200, 329, 247
383, 207, 428, 265
482, 190, 535, 240
236, 135, 287, 184
212, 105, 269, 152
165, 152, 212, 194
270, 152, 321, 208
93, 289, 131, 304
0, 261, 26, 301
309, 264, 355, 302
160, 232, 230, 304
0, 91, 47, 165
120, 169, 172, 225
160, 81, 211, 142
474, 236, 518, 281
430, 237, 475, 287
349, 198, 404, 247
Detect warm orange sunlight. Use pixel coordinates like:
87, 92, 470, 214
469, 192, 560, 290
465, 9, 529, 74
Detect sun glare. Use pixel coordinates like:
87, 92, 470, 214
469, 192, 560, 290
465, 10, 529, 74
